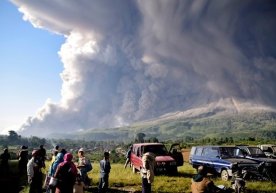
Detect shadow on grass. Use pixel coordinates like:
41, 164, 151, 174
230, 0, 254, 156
0, 174, 25, 193
86, 186, 141, 193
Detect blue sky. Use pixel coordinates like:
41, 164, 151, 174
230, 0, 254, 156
0, 0, 64, 133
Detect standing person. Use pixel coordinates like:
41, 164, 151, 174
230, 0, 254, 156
38, 145, 46, 168
77, 148, 92, 186
46, 153, 64, 193
27, 150, 43, 193
140, 152, 155, 193
18, 145, 29, 175
191, 165, 222, 193
124, 145, 132, 168
98, 152, 111, 193
54, 153, 77, 193
51, 145, 60, 164
0, 148, 11, 175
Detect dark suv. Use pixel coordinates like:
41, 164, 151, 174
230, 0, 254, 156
189, 146, 259, 181
236, 145, 276, 172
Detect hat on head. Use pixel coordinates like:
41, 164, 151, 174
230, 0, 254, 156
78, 148, 84, 152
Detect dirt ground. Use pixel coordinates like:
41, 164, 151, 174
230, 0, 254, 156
182, 148, 191, 162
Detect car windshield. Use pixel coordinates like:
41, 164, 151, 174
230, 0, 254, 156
143, 145, 168, 156
219, 147, 240, 158
247, 147, 266, 157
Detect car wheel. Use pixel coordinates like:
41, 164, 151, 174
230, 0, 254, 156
221, 169, 229, 181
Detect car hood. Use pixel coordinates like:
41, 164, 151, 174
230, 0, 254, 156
246, 156, 276, 163
224, 158, 258, 164
155, 155, 175, 162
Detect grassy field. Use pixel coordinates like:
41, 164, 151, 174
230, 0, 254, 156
18, 161, 276, 193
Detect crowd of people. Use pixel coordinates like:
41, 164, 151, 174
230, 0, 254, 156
0, 146, 110, 193
0, 145, 228, 193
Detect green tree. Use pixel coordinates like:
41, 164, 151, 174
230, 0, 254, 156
135, 133, 146, 143
8, 130, 19, 144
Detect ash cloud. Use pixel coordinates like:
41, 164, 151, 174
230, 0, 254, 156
11, 0, 276, 136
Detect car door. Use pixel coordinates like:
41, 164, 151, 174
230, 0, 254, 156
190, 146, 204, 168
201, 147, 219, 173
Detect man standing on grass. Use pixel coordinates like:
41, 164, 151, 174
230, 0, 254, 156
27, 150, 43, 193
77, 148, 92, 186
141, 152, 155, 193
0, 148, 11, 176
124, 145, 132, 168
98, 152, 111, 193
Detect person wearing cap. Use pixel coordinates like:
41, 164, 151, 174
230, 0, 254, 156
98, 152, 111, 193
191, 165, 222, 193
77, 148, 92, 186
140, 152, 155, 193
27, 150, 43, 193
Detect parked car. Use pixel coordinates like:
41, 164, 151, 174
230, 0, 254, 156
236, 145, 276, 175
257, 144, 276, 159
130, 143, 184, 174
189, 146, 259, 181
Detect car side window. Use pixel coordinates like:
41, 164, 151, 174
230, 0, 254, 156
137, 147, 141, 157
267, 147, 273, 153
202, 147, 218, 158
195, 147, 203, 155
209, 147, 219, 158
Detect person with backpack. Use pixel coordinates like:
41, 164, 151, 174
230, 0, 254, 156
77, 148, 92, 186
54, 153, 77, 193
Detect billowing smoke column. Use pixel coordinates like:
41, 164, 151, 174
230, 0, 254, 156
11, 0, 276, 136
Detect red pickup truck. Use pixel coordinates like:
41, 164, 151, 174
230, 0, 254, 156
130, 143, 183, 174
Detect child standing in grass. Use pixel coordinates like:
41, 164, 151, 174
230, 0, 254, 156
98, 152, 111, 193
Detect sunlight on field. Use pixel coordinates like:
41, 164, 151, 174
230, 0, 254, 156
18, 161, 276, 193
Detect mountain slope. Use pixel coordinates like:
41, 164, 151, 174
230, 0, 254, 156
49, 98, 276, 141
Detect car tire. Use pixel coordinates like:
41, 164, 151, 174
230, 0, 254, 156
221, 169, 229, 181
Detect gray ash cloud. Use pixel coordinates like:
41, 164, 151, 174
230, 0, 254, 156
11, 0, 276, 136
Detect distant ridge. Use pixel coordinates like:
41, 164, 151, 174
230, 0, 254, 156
48, 98, 276, 141
140, 97, 276, 125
